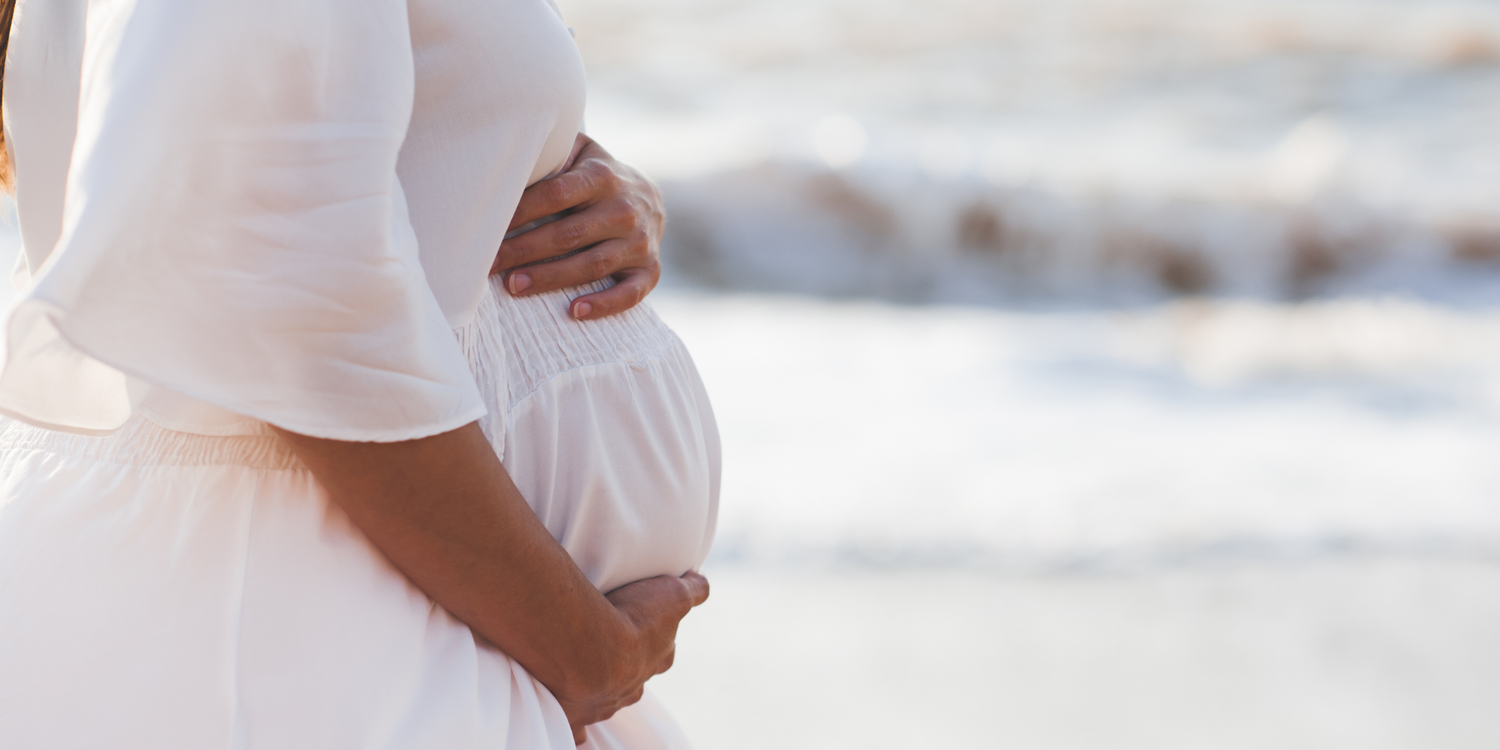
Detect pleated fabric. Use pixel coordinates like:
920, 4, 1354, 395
0, 279, 719, 749
0, 0, 717, 745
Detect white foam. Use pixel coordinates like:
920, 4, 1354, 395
653, 292, 1500, 569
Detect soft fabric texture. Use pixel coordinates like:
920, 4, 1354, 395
0, 280, 720, 750
0, 0, 584, 440
0, 0, 719, 747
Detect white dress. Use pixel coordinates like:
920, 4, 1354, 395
0, 0, 720, 748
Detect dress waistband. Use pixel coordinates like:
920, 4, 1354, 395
0, 414, 303, 471
0, 277, 681, 469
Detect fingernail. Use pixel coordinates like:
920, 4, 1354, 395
508, 273, 531, 294
572, 301, 592, 319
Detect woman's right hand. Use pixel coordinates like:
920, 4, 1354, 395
553, 571, 711, 744
274, 422, 709, 747
277, 426, 714, 747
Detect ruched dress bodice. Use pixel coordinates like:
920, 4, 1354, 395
0, 1, 720, 748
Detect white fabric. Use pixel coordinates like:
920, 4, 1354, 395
0, 0, 720, 747
0, 276, 720, 750
0, 0, 584, 440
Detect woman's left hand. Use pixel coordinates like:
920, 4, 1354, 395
492, 133, 665, 321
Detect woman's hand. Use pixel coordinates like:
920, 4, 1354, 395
272, 423, 708, 746
493, 133, 666, 321
553, 572, 710, 744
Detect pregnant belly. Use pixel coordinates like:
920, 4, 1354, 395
463, 277, 720, 593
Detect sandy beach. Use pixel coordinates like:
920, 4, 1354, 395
652, 561, 1500, 750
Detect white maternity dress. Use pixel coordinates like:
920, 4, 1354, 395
0, 0, 720, 748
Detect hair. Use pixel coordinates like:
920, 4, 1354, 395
0, 0, 16, 192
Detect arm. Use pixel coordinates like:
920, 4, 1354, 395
493, 134, 666, 321
274, 422, 708, 743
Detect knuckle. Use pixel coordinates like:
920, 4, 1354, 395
557, 220, 591, 249
615, 202, 642, 233
577, 164, 605, 194
618, 241, 648, 270
542, 178, 571, 206
587, 163, 621, 194
586, 251, 616, 280
628, 228, 651, 249
594, 203, 628, 235
604, 168, 625, 192
586, 157, 615, 179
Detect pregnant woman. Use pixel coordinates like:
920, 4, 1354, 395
0, 0, 719, 748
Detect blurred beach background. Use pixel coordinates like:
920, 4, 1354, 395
6, 0, 1500, 747
559, 0, 1500, 747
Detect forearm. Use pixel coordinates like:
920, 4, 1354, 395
273, 422, 630, 700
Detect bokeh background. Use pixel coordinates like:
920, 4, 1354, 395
5, 0, 1500, 747
559, 0, 1500, 748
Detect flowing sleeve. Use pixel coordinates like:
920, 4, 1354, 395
0, 0, 487, 441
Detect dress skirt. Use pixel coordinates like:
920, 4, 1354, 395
0, 278, 721, 750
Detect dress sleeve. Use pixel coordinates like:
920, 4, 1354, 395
0, 0, 487, 441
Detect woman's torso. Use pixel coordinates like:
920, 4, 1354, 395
7, 0, 584, 433
10, 0, 585, 321
3, 0, 717, 588
400, 0, 587, 327
0, 3, 716, 746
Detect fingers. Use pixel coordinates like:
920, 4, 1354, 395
567, 267, 658, 321
498, 137, 667, 321
501, 239, 662, 320
629, 571, 709, 615
502, 237, 630, 297
679, 571, 711, 607
496, 197, 634, 273
508, 149, 616, 232
605, 571, 710, 619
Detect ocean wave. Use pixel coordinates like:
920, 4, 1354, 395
660, 163, 1500, 305
655, 293, 1500, 575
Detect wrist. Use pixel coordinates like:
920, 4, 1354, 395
551, 604, 640, 703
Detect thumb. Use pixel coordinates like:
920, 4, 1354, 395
679, 571, 710, 607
